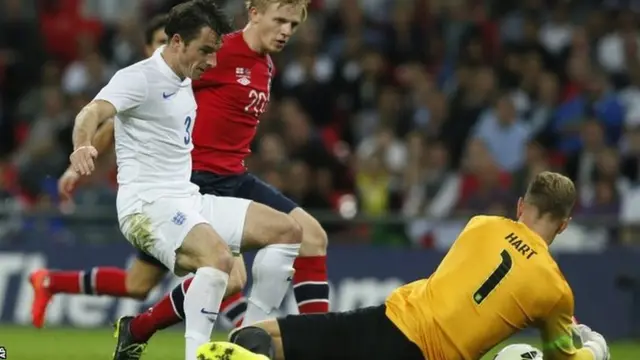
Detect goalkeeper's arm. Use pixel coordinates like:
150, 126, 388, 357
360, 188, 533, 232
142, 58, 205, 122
543, 340, 601, 360
539, 294, 609, 360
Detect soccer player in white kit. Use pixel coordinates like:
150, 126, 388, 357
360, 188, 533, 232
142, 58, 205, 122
68, 1, 302, 359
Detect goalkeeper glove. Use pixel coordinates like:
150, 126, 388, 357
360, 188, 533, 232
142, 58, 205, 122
573, 324, 610, 360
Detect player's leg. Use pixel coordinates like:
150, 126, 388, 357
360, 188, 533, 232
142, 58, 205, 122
114, 197, 234, 360
200, 191, 302, 325
191, 171, 251, 326
230, 320, 284, 359
223, 306, 424, 360
29, 267, 126, 328
288, 209, 329, 313
235, 202, 302, 324
28, 255, 166, 328
229, 314, 339, 360
125, 251, 169, 299
235, 174, 329, 315
174, 223, 234, 360
221, 256, 249, 327
127, 255, 248, 345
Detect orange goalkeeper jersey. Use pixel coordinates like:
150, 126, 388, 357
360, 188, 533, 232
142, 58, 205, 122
385, 216, 584, 360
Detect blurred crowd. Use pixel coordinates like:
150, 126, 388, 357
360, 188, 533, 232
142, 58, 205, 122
3, 0, 640, 248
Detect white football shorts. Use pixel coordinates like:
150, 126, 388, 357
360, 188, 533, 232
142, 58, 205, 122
119, 193, 251, 275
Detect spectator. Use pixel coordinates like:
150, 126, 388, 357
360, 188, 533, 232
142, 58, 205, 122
443, 66, 496, 167
411, 88, 449, 140
0, 0, 46, 154
62, 50, 114, 96
597, 11, 640, 76
620, 126, 640, 184
357, 125, 407, 182
403, 138, 459, 224
281, 17, 335, 126
283, 160, 332, 210
355, 149, 391, 216
512, 141, 550, 195
565, 119, 608, 184
253, 133, 289, 175
355, 85, 406, 143
12, 87, 71, 198
16, 61, 62, 124
538, 2, 574, 56
456, 138, 513, 216
384, 1, 426, 66
473, 94, 531, 172
552, 67, 624, 153
619, 63, 640, 127
527, 72, 560, 142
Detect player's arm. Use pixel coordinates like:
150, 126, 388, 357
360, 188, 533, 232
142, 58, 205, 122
87, 118, 117, 179
92, 118, 115, 154
59, 119, 115, 200
71, 100, 117, 153
539, 293, 609, 360
90, 118, 117, 176
70, 69, 147, 175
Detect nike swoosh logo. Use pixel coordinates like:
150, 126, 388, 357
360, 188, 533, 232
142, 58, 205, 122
163, 91, 177, 99
200, 308, 218, 315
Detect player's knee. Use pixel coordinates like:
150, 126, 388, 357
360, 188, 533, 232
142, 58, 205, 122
255, 210, 303, 247
186, 244, 234, 274
124, 276, 155, 300
198, 249, 235, 274
299, 220, 328, 257
181, 225, 235, 273
230, 326, 276, 359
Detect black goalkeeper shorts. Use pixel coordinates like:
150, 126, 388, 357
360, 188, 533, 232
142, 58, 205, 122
277, 305, 424, 360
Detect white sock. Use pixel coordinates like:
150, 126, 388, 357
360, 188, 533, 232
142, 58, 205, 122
184, 267, 229, 360
243, 244, 299, 325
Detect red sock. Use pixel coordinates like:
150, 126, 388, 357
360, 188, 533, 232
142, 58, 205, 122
292, 256, 329, 313
130, 277, 193, 343
46, 271, 81, 294
219, 292, 247, 328
47, 267, 128, 296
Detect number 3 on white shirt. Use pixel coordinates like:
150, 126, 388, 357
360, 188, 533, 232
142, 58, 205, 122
184, 116, 192, 145
245, 90, 268, 117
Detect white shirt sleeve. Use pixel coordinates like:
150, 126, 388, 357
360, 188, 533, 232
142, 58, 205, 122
94, 68, 148, 113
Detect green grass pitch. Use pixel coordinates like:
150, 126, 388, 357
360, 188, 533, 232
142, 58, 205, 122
1, 325, 639, 359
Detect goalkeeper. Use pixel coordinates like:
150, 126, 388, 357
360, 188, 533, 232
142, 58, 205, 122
204, 171, 609, 360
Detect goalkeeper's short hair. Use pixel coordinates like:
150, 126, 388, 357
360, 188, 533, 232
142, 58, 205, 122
523, 171, 576, 222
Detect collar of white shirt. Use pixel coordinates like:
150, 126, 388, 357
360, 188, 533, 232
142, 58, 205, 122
153, 45, 191, 87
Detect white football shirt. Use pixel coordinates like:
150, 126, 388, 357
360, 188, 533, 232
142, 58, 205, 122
94, 46, 199, 217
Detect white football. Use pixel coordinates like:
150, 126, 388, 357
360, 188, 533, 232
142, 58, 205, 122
494, 344, 543, 360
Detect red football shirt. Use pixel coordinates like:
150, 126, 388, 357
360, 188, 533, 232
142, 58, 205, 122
191, 31, 274, 175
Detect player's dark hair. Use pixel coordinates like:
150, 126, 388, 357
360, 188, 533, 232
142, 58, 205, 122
524, 171, 576, 221
145, 14, 169, 46
165, 0, 233, 45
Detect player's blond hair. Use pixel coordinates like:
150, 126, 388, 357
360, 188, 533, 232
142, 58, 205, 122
523, 171, 576, 221
245, 0, 310, 20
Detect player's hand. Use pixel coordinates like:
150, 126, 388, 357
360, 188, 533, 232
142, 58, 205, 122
576, 325, 610, 360
69, 145, 98, 176
58, 168, 80, 201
